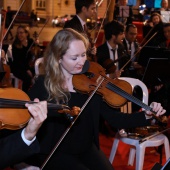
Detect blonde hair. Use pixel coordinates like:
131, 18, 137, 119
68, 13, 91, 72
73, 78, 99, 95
43, 28, 89, 104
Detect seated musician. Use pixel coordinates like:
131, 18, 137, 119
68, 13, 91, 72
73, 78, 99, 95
11, 25, 39, 93
160, 0, 170, 11
63, 0, 97, 61
159, 23, 170, 49
96, 20, 130, 78
143, 13, 165, 47
122, 24, 143, 79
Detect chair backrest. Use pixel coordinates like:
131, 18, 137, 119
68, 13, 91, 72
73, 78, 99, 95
119, 77, 148, 113
34, 57, 44, 75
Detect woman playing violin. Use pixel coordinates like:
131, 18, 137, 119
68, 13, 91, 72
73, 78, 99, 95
0, 99, 47, 169
11, 25, 37, 93
18, 28, 166, 170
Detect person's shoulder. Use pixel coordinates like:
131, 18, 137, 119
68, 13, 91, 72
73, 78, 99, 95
97, 42, 107, 49
64, 16, 78, 28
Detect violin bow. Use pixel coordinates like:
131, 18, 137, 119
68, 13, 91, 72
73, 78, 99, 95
119, 31, 158, 71
2, 0, 27, 42
0, 8, 7, 61
40, 75, 105, 170
140, 24, 156, 46
26, 18, 50, 54
93, 0, 111, 44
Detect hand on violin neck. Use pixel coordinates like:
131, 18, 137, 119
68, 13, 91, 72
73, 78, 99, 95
24, 99, 47, 141
145, 102, 166, 117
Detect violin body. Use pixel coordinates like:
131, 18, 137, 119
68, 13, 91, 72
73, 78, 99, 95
0, 64, 12, 87
0, 88, 30, 130
73, 61, 132, 108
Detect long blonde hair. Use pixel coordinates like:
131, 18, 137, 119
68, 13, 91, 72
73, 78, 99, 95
44, 28, 89, 104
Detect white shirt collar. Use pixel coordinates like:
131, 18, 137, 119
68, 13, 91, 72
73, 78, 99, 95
107, 41, 118, 50
76, 15, 86, 28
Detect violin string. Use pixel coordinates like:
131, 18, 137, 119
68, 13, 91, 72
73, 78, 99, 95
102, 79, 151, 110
102, 78, 164, 123
0, 98, 69, 110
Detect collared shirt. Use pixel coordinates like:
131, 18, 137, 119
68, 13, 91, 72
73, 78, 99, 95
76, 15, 86, 31
107, 41, 118, 61
125, 39, 135, 60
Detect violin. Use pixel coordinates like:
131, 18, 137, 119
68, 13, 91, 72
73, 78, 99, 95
73, 61, 167, 126
0, 88, 79, 130
29, 31, 42, 68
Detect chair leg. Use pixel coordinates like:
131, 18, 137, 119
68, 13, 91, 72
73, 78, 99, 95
109, 138, 120, 163
136, 144, 146, 170
128, 147, 136, 166
164, 136, 170, 161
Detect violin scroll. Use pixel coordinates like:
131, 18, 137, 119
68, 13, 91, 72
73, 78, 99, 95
58, 106, 80, 122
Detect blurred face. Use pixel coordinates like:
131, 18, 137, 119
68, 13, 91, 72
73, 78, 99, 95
152, 16, 160, 25
163, 26, 170, 40
17, 28, 28, 42
60, 40, 87, 76
162, 0, 168, 8
114, 32, 125, 44
125, 27, 137, 43
83, 3, 96, 19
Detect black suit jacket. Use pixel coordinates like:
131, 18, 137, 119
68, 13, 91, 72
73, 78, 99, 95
122, 39, 140, 62
96, 42, 130, 76
64, 15, 84, 33
63, 15, 96, 61
0, 130, 40, 169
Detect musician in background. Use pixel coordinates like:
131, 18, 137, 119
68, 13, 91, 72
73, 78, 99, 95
63, 0, 97, 61
160, 0, 170, 11
11, 25, 35, 93
159, 23, 170, 48
123, 24, 143, 79
143, 12, 165, 47
114, 0, 133, 25
96, 20, 130, 78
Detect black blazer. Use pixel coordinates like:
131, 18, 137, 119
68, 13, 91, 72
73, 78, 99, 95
64, 15, 96, 61
64, 15, 85, 34
0, 130, 40, 169
122, 38, 140, 62
96, 42, 130, 76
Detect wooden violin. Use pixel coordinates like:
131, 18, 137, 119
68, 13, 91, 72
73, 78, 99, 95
73, 61, 167, 126
0, 88, 80, 130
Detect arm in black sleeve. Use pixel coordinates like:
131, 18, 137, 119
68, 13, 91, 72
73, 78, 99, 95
0, 130, 40, 169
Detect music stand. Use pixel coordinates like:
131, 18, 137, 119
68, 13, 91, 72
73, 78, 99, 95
161, 11, 170, 23
138, 46, 166, 67
118, 6, 129, 24
142, 58, 170, 88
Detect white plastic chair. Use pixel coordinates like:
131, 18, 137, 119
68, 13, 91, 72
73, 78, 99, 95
10, 73, 22, 89
34, 57, 44, 75
109, 77, 170, 170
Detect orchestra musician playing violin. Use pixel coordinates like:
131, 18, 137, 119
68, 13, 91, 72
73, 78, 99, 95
11, 25, 38, 93
96, 20, 128, 78
63, 0, 97, 61
143, 12, 165, 47
0, 99, 47, 169
123, 24, 143, 79
16, 28, 166, 170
